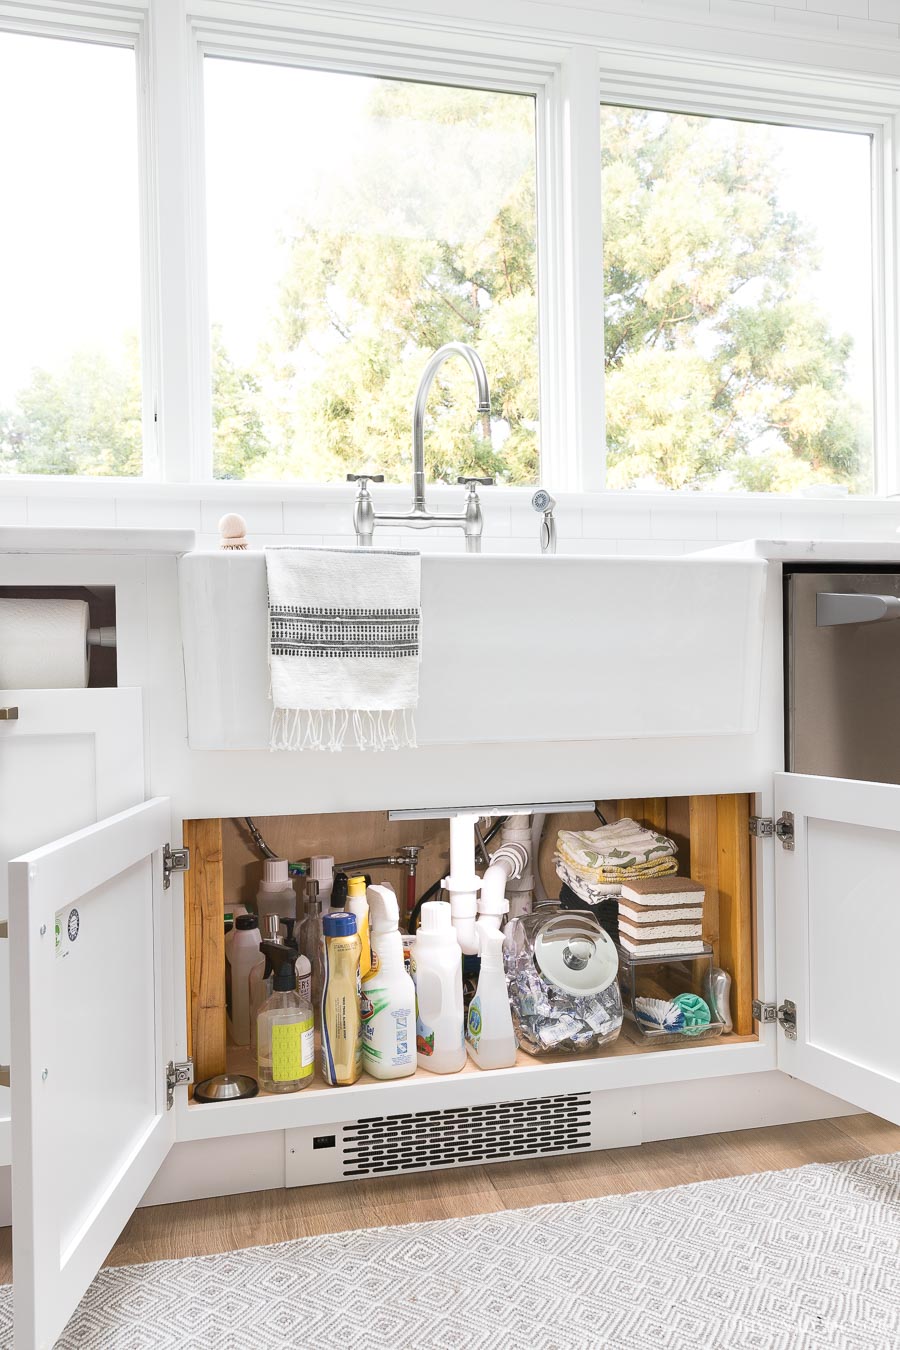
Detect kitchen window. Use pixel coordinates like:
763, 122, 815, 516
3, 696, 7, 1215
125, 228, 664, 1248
0, 3, 897, 502
203, 58, 540, 486
0, 30, 144, 478
601, 106, 876, 496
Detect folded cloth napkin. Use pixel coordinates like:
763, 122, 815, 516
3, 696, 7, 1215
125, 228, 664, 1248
555, 853, 677, 901
556, 818, 678, 883
266, 545, 421, 751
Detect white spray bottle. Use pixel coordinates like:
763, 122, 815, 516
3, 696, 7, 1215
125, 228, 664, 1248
360, 884, 417, 1080
466, 920, 517, 1069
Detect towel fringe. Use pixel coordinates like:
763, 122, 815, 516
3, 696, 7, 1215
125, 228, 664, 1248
270, 706, 417, 752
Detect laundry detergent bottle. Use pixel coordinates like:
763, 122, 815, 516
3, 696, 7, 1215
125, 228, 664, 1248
412, 901, 465, 1074
466, 921, 517, 1069
361, 884, 416, 1080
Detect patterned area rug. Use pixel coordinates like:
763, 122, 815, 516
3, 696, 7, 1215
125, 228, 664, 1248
3, 1151, 900, 1349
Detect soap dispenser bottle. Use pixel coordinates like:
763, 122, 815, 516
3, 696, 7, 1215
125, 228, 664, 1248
256, 942, 315, 1093
466, 921, 517, 1069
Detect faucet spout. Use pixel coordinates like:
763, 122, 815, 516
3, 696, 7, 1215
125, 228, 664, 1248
411, 342, 491, 513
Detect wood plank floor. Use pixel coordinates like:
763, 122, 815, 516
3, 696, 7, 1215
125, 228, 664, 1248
1, 1112, 898, 1282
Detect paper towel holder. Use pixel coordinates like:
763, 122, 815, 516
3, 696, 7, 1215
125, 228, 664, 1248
87, 627, 117, 649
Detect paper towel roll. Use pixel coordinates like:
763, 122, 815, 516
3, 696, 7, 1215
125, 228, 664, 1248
0, 598, 91, 689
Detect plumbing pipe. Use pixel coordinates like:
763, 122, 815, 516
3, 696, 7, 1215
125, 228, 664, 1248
531, 813, 548, 904
479, 842, 528, 930
444, 813, 482, 955
502, 814, 536, 919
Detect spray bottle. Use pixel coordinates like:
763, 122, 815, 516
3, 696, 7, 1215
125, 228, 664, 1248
361, 884, 416, 1080
466, 920, 517, 1069
256, 941, 314, 1093
321, 912, 362, 1086
346, 875, 371, 979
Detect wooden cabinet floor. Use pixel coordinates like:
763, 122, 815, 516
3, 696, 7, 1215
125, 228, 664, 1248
2, 1113, 895, 1282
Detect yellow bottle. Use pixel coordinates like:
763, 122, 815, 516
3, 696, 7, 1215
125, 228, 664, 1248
321, 912, 362, 1085
347, 875, 372, 979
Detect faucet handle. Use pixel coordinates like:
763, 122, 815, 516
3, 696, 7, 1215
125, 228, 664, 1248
457, 476, 494, 490
347, 473, 384, 487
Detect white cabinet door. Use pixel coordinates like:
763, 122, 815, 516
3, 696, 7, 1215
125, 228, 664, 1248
774, 772, 900, 1124
10, 797, 175, 1350
0, 688, 144, 1163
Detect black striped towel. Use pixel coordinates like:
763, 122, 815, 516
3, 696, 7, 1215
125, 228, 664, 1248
265, 546, 421, 751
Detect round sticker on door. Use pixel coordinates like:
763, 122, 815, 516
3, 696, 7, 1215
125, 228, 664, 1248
67, 908, 80, 943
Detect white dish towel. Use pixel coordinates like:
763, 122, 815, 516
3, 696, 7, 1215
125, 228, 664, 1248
265, 545, 421, 751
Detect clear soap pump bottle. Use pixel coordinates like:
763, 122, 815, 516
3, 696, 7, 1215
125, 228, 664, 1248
257, 941, 314, 1093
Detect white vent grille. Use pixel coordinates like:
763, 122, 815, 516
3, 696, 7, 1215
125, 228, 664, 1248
340, 1094, 593, 1178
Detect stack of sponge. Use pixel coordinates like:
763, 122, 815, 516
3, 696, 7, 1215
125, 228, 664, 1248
617, 876, 706, 957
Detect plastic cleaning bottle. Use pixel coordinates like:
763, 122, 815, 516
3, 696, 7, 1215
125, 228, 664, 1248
466, 921, 517, 1069
296, 879, 325, 1013
321, 912, 362, 1086
256, 942, 315, 1093
346, 875, 371, 979
249, 917, 282, 1052
412, 901, 465, 1074
310, 855, 334, 912
256, 859, 297, 934
361, 884, 416, 1080
225, 914, 261, 1046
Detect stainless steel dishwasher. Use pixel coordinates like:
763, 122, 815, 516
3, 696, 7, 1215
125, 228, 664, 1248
787, 567, 900, 784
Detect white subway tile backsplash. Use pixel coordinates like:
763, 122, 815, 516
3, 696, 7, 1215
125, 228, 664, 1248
838, 13, 899, 31
840, 512, 900, 540
556, 537, 618, 554
284, 501, 359, 535
715, 509, 782, 541
807, 0, 866, 15
115, 497, 202, 529
582, 507, 652, 539
199, 499, 284, 535
615, 538, 685, 555
27, 496, 117, 527
775, 4, 838, 23
868, 0, 900, 20
776, 513, 845, 540
710, 0, 776, 21
650, 508, 719, 540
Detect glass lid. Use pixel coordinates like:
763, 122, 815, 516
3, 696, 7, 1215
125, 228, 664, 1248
533, 914, 618, 995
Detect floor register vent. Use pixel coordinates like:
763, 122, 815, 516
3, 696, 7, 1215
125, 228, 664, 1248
285, 1094, 597, 1187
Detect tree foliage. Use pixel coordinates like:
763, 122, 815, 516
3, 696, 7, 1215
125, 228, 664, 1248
0, 97, 870, 495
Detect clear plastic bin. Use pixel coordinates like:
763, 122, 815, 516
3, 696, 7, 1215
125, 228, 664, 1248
617, 943, 725, 1044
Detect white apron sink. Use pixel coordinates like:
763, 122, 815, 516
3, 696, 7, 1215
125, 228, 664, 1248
177, 550, 767, 750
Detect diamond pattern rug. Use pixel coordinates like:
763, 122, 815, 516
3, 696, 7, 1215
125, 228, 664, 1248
2, 1150, 900, 1348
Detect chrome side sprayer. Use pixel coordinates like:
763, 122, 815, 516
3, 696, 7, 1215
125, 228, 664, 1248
531, 489, 557, 554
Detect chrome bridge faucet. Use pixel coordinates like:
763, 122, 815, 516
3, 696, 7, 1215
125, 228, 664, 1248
349, 342, 494, 552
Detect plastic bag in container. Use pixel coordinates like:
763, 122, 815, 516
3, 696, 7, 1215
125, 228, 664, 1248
503, 904, 623, 1056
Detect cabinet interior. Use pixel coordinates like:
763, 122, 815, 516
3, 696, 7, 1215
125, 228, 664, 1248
183, 794, 757, 1099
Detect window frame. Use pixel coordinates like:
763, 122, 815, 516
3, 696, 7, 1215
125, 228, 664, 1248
0, 0, 898, 501
0, 0, 160, 478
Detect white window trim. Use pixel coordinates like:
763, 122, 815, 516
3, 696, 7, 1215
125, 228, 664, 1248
1, 0, 900, 504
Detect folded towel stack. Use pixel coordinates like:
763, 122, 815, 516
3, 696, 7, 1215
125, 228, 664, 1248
554, 818, 679, 905
617, 877, 706, 957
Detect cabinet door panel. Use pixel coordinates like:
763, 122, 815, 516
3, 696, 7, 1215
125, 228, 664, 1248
775, 772, 900, 1123
10, 798, 174, 1350
0, 688, 143, 1166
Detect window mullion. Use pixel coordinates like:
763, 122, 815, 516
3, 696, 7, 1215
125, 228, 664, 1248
557, 46, 604, 493
148, 0, 204, 484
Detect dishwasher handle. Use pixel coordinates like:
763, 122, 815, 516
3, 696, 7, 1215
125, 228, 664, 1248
816, 592, 900, 627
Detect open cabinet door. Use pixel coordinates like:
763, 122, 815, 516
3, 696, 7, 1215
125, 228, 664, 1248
774, 772, 900, 1125
9, 797, 176, 1349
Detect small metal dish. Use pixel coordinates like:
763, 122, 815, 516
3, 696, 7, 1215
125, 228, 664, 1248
193, 1073, 259, 1103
